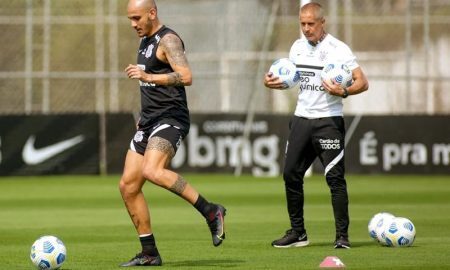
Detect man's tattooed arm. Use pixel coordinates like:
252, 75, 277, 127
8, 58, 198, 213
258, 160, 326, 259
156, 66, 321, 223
160, 34, 192, 86
167, 72, 183, 86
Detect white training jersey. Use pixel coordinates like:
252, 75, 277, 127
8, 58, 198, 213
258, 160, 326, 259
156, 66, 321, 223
289, 34, 359, 118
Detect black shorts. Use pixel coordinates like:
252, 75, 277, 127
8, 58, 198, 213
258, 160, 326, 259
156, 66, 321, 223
130, 123, 183, 156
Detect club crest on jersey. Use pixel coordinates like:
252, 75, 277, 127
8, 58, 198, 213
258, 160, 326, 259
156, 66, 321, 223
134, 131, 144, 143
319, 50, 328, 62
145, 44, 154, 58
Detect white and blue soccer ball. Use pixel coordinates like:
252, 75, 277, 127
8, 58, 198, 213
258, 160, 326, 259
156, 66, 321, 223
30, 235, 67, 270
368, 212, 395, 245
268, 58, 300, 89
384, 217, 416, 247
321, 62, 353, 88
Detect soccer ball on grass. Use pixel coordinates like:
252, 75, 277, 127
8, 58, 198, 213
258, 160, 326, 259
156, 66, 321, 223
268, 58, 300, 89
368, 212, 395, 245
30, 235, 67, 270
384, 217, 416, 247
321, 62, 353, 88
367, 212, 395, 244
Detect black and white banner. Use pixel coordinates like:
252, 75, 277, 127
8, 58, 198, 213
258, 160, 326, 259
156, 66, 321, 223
343, 115, 450, 174
172, 114, 449, 175
0, 114, 99, 175
0, 114, 448, 176
170, 114, 288, 176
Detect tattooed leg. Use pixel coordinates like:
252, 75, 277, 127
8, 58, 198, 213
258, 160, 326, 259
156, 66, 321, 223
168, 175, 187, 196
146, 136, 175, 159
144, 136, 198, 204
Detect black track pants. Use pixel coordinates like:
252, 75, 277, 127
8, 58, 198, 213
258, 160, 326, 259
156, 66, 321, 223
282, 116, 349, 238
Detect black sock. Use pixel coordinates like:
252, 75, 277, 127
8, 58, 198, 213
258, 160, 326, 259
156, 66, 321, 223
194, 195, 214, 218
140, 234, 158, 256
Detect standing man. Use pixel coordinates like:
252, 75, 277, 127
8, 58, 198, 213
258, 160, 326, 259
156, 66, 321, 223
264, 2, 368, 249
120, 0, 226, 266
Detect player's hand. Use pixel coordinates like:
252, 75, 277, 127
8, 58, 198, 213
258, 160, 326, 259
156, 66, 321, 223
263, 72, 286, 90
125, 64, 148, 81
322, 79, 345, 97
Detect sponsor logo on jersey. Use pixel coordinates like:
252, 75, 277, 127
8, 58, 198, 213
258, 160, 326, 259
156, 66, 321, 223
299, 71, 315, 77
300, 83, 324, 92
136, 64, 156, 87
139, 81, 156, 87
299, 75, 325, 91
298, 67, 324, 92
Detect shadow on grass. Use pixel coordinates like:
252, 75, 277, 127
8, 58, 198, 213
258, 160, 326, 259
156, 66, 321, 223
308, 240, 374, 248
165, 259, 246, 268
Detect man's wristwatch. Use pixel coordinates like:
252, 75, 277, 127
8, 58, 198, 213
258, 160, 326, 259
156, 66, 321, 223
342, 88, 349, 98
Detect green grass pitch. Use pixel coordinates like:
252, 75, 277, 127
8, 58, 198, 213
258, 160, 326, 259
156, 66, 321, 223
0, 174, 449, 269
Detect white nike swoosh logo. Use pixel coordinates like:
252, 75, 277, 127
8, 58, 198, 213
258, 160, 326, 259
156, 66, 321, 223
22, 135, 85, 165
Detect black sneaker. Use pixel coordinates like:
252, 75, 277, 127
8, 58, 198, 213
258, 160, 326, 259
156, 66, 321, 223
272, 229, 309, 248
120, 253, 162, 267
206, 204, 226, 247
334, 236, 351, 249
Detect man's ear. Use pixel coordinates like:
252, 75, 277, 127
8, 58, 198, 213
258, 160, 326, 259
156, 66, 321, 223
148, 8, 157, 20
